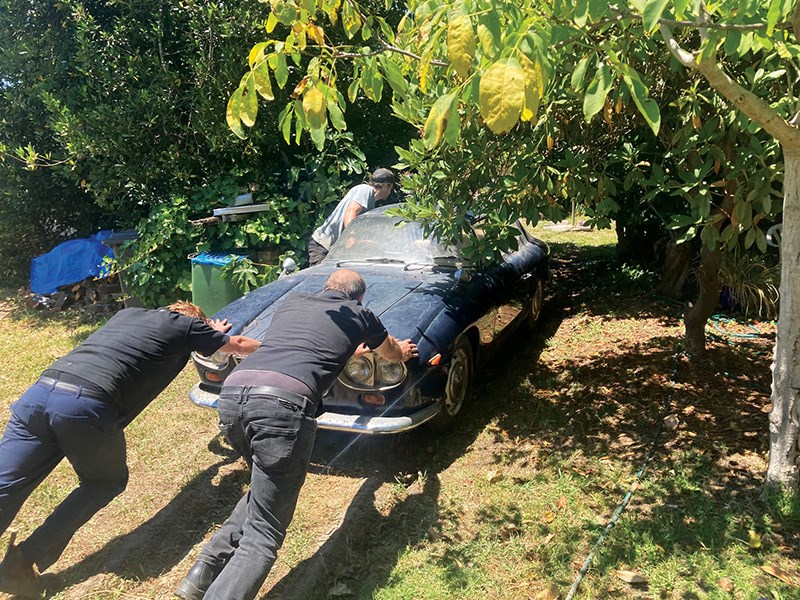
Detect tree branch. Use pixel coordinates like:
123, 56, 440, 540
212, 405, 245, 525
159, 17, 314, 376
659, 23, 800, 149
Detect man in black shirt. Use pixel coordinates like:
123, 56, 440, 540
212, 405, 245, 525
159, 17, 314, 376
175, 269, 417, 600
0, 302, 260, 597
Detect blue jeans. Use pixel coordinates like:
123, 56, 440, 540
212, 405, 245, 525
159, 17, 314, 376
198, 388, 317, 600
0, 380, 128, 571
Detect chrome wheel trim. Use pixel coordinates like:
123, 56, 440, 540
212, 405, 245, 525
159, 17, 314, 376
444, 345, 471, 416
529, 280, 544, 323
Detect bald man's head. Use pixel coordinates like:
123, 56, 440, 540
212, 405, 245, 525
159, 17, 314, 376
323, 269, 367, 301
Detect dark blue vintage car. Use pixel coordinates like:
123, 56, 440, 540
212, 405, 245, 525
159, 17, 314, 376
190, 205, 549, 434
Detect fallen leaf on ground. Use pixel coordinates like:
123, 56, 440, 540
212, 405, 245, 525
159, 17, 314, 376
683, 405, 696, 415
748, 529, 762, 549
533, 583, 561, 599
486, 469, 504, 484
616, 570, 648, 584
717, 577, 734, 592
540, 533, 555, 546
760, 564, 795, 585
617, 434, 636, 447
556, 495, 567, 509
664, 414, 680, 430
542, 510, 556, 523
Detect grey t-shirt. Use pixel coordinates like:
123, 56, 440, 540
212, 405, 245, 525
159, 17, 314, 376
311, 183, 376, 250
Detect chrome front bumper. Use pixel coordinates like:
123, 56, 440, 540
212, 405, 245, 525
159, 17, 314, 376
189, 383, 441, 434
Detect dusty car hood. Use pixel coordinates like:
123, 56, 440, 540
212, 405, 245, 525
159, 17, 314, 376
217, 264, 458, 352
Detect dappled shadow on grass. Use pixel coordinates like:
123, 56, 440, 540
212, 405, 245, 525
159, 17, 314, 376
263, 400, 515, 599
450, 241, 794, 596
39, 435, 247, 595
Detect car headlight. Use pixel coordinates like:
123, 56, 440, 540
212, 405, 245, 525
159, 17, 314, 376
376, 358, 406, 385
340, 353, 408, 390
345, 356, 373, 383
192, 350, 230, 370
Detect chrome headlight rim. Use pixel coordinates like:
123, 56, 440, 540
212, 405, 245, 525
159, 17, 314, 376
191, 350, 233, 370
375, 357, 407, 386
339, 352, 408, 391
344, 355, 373, 384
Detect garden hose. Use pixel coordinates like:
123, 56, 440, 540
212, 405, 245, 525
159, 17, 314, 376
564, 346, 681, 600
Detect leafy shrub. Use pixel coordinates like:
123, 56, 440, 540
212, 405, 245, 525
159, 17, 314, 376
719, 249, 780, 319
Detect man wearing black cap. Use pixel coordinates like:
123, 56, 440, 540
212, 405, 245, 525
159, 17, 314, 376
306, 167, 395, 266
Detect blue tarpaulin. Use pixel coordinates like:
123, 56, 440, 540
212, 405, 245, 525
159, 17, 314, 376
189, 252, 248, 266
30, 231, 114, 295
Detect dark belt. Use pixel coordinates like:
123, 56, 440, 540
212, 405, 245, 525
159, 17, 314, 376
36, 376, 111, 402
220, 385, 313, 415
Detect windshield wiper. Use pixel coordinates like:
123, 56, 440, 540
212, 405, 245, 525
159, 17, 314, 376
336, 257, 407, 266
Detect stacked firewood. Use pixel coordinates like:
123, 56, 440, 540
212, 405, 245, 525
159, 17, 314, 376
22, 275, 124, 314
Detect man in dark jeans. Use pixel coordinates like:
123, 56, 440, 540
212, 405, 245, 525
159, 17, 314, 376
0, 302, 260, 597
174, 269, 417, 600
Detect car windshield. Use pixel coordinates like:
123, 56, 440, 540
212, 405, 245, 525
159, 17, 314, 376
325, 214, 462, 266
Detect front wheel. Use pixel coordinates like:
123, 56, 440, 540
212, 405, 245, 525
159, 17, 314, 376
524, 278, 545, 330
427, 337, 473, 432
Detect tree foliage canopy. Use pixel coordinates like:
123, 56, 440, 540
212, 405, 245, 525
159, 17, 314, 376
227, 0, 800, 490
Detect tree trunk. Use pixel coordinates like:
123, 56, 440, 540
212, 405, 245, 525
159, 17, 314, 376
654, 231, 692, 298
683, 242, 722, 355
683, 193, 734, 355
766, 149, 800, 491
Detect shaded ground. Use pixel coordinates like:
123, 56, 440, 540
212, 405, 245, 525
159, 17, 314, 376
1, 230, 796, 599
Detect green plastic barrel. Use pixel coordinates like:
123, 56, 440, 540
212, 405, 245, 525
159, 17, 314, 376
189, 252, 246, 317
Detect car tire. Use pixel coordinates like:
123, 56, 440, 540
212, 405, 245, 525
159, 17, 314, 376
524, 278, 545, 330
427, 336, 473, 432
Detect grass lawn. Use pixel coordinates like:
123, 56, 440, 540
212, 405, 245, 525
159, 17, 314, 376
1, 223, 798, 599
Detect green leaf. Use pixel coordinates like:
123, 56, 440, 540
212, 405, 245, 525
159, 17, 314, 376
253, 62, 274, 100
274, 53, 289, 88
700, 224, 718, 249
342, 0, 361, 38
278, 103, 293, 144
622, 70, 660, 136
588, 0, 611, 22
766, 0, 782, 36
248, 42, 269, 69
723, 31, 742, 57
448, 14, 475, 78
673, 0, 691, 19
423, 93, 457, 149
574, 0, 589, 27
479, 58, 526, 134
379, 55, 408, 95
642, 0, 669, 33
267, 12, 279, 33
241, 74, 258, 128
226, 87, 246, 139
583, 64, 612, 122
744, 226, 756, 249
571, 55, 591, 91
477, 11, 501, 59
755, 228, 767, 253
310, 126, 326, 151
347, 77, 360, 103
376, 16, 395, 43
328, 101, 347, 131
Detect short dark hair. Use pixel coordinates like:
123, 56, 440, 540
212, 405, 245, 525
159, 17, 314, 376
369, 168, 395, 185
323, 269, 367, 300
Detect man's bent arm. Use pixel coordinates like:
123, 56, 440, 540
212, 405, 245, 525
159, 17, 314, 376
343, 201, 365, 228
219, 336, 261, 356
374, 336, 418, 363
